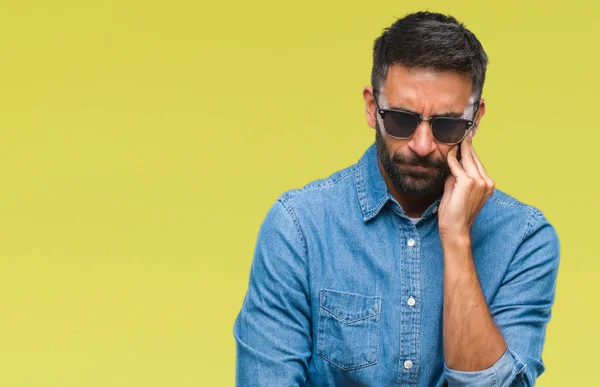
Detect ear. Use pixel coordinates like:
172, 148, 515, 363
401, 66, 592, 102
471, 99, 486, 138
362, 86, 377, 130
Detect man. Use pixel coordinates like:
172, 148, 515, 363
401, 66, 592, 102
233, 11, 560, 386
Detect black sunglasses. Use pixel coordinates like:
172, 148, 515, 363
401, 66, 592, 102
372, 90, 479, 145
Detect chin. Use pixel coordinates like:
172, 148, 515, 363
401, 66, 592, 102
397, 177, 444, 196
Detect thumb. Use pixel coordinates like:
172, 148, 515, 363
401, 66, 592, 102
443, 174, 456, 196
440, 174, 455, 209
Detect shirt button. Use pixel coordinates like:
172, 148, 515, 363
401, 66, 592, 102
404, 360, 413, 369
432, 206, 438, 213
407, 296, 416, 307
407, 238, 415, 247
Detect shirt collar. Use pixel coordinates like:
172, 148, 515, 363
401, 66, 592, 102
356, 143, 393, 222
355, 142, 442, 222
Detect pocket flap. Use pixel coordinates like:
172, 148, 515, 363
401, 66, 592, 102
320, 289, 381, 323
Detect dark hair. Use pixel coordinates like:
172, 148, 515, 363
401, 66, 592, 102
371, 12, 488, 101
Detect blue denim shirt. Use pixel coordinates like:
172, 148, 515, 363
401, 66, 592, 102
234, 143, 560, 386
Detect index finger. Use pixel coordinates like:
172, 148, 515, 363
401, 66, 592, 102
447, 144, 466, 178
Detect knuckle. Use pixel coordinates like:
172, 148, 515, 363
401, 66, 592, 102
486, 180, 495, 195
472, 179, 485, 190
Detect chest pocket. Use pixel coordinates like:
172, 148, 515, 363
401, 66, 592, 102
317, 289, 381, 371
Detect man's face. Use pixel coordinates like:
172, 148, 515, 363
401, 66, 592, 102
365, 65, 482, 196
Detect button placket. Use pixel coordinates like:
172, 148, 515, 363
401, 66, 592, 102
398, 225, 421, 384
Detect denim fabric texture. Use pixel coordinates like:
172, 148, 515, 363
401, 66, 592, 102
234, 142, 560, 386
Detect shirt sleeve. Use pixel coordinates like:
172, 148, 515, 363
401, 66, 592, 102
444, 210, 560, 387
233, 199, 311, 386
444, 348, 526, 386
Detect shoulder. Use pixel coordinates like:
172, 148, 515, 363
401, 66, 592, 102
483, 188, 559, 247
276, 163, 359, 210
258, 162, 364, 242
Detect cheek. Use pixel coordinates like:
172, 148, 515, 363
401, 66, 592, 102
438, 145, 454, 159
385, 137, 411, 156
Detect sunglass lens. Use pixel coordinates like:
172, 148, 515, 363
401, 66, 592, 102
383, 111, 420, 138
432, 119, 470, 144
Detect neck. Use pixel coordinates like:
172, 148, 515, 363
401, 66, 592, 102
377, 158, 441, 218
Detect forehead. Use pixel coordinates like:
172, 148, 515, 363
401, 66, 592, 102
383, 65, 473, 112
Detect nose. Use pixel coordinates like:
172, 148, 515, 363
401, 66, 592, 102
407, 120, 437, 157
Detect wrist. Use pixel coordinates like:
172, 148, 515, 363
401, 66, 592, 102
441, 233, 475, 274
440, 232, 472, 251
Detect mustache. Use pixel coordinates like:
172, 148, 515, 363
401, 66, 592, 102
392, 152, 446, 168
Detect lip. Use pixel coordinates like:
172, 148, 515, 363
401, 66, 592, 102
409, 164, 432, 171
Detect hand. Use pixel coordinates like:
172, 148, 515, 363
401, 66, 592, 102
438, 132, 495, 240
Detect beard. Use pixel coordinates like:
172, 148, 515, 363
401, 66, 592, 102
375, 122, 451, 196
